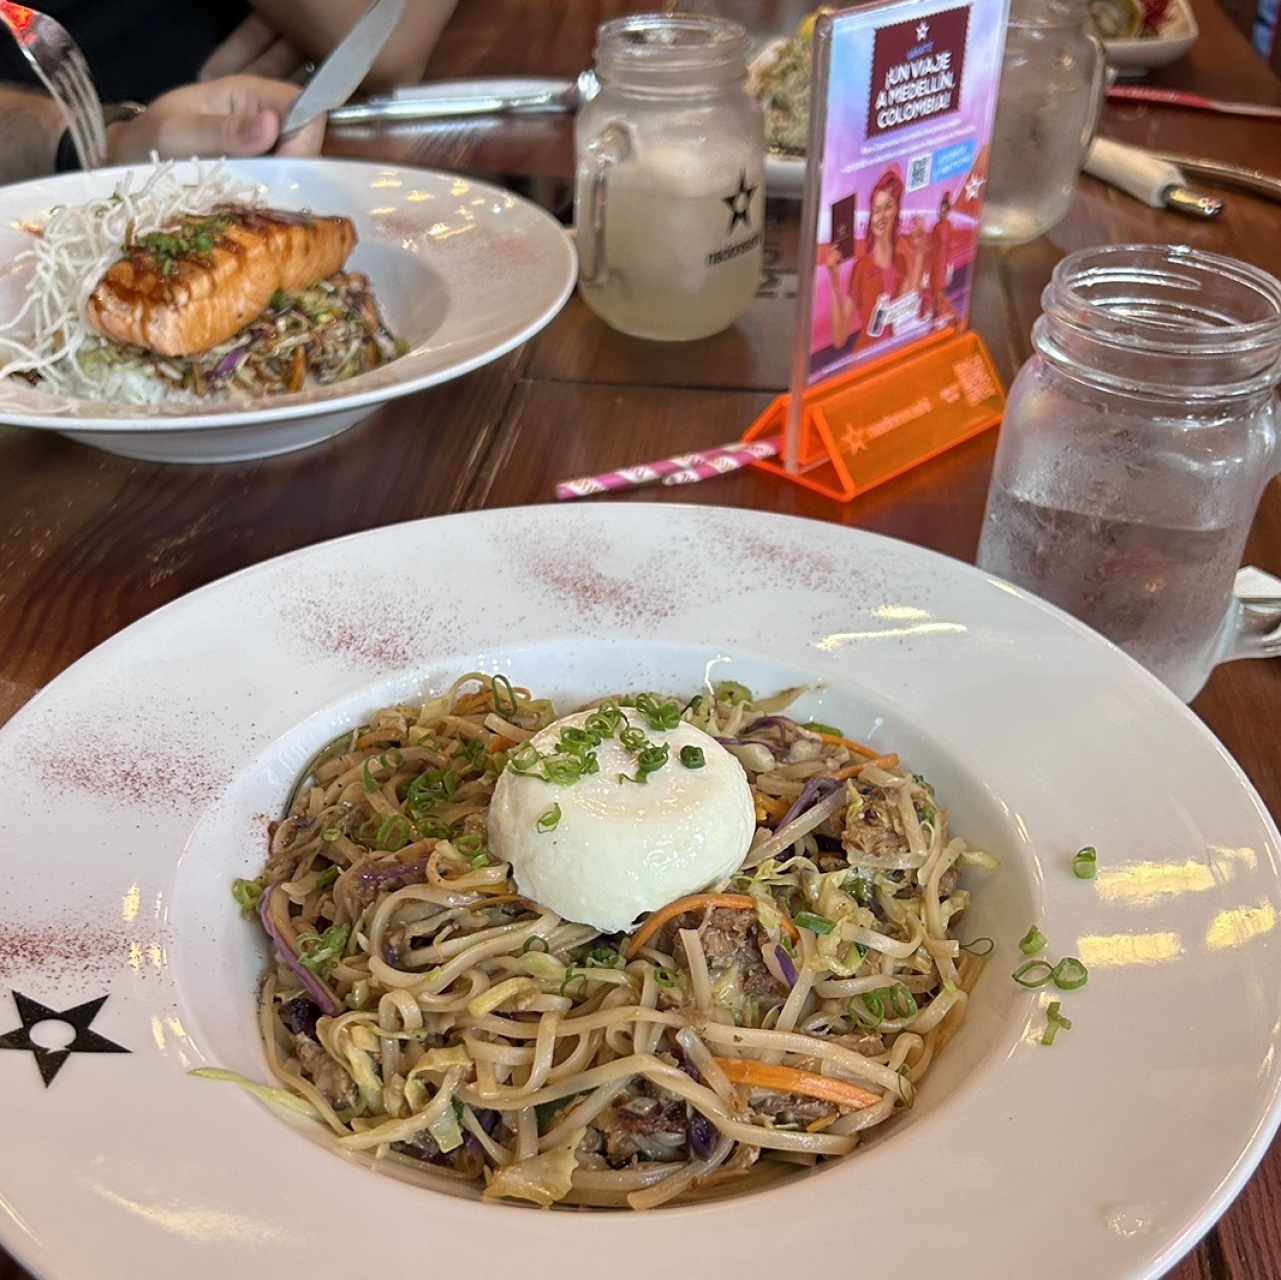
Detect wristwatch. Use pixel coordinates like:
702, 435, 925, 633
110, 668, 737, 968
54, 101, 145, 173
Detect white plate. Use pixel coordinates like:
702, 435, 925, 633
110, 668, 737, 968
765, 148, 807, 198
0, 159, 576, 464
1, 504, 1278, 1280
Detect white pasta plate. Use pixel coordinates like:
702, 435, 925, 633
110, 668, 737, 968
0, 504, 1278, 1279
1104, 0, 1200, 72
0, 159, 575, 464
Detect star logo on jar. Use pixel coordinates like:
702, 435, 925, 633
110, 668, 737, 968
916, 21, 930, 39
722, 170, 757, 234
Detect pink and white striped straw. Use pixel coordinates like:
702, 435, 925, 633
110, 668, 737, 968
555, 436, 781, 501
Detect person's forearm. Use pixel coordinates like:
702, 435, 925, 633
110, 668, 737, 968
250, 0, 458, 90
0, 85, 65, 182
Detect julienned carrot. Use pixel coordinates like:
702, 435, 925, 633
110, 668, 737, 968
624, 893, 799, 959
713, 1058, 880, 1110
817, 731, 883, 759
828, 754, 899, 781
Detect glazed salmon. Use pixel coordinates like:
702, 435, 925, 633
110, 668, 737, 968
86, 205, 358, 358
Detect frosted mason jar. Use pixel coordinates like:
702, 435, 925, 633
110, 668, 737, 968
981, 0, 1104, 244
977, 245, 1281, 702
575, 14, 765, 341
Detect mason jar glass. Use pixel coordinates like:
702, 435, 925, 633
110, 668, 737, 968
981, 0, 1104, 244
575, 14, 765, 341
977, 244, 1281, 701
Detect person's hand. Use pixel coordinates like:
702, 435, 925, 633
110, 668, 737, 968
107, 75, 325, 163
199, 14, 307, 83
820, 244, 844, 271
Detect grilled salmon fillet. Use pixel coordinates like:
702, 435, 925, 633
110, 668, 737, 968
86, 205, 358, 358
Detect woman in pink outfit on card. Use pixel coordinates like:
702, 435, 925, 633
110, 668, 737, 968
824, 167, 909, 352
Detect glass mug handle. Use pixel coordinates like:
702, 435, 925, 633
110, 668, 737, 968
1079, 34, 1108, 154
1218, 568, 1281, 667
577, 123, 632, 287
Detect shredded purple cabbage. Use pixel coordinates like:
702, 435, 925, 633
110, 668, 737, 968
688, 1110, 717, 1160
742, 715, 796, 736
774, 944, 798, 988
258, 885, 342, 1016
211, 345, 247, 378
778, 775, 842, 830
474, 1107, 502, 1136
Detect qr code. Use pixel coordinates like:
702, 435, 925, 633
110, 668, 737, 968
907, 153, 931, 192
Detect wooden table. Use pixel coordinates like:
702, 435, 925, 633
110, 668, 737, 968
2, 1, 1280, 1276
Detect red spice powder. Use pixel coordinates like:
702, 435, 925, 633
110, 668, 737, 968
281, 580, 462, 670
514, 528, 690, 629
33, 735, 226, 808
702, 520, 844, 596
0, 921, 132, 983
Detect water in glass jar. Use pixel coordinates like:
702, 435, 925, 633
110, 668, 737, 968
982, 50, 1094, 243
978, 483, 1247, 701
578, 146, 763, 341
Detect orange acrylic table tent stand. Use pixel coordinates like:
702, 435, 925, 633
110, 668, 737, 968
742, 327, 1005, 503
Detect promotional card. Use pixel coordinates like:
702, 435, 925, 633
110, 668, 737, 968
799, 0, 1010, 384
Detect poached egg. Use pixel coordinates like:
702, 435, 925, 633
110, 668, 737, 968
487, 710, 755, 932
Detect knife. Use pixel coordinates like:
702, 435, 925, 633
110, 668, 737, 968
1084, 137, 1223, 218
279, 0, 406, 140
1147, 152, 1281, 205
329, 73, 592, 125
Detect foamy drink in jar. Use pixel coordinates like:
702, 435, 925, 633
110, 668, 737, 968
576, 14, 765, 341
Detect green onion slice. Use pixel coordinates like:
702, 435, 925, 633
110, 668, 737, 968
492, 674, 518, 718
794, 911, 835, 935
1018, 926, 1047, 955
1072, 846, 1098, 879
1012, 959, 1055, 988
231, 878, 263, 912
1051, 957, 1088, 991
1042, 1000, 1073, 1046
888, 984, 918, 1018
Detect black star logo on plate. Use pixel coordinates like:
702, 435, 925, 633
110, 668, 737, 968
722, 169, 757, 234
0, 991, 129, 1087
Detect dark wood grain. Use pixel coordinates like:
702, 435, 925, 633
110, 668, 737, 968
3, 1, 1281, 1277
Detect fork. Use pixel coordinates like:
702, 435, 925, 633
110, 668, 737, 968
0, 1, 106, 168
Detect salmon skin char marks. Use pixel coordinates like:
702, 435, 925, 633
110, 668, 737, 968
86, 206, 358, 358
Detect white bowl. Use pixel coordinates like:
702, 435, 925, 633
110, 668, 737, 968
1105, 0, 1200, 71
0, 159, 576, 463
0, 504, 1278, 1279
